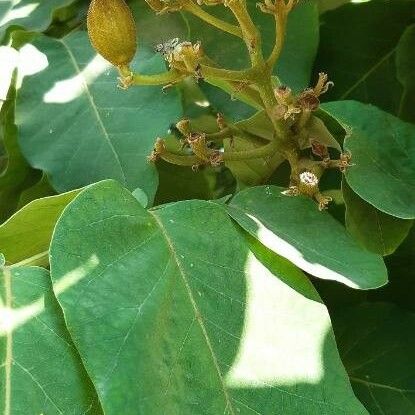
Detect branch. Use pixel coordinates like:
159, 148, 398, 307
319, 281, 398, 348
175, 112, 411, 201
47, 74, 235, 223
118, 66, 185, 87
222, 137, 280, 161
183, 2, 243, 38
227, 1, 264, 67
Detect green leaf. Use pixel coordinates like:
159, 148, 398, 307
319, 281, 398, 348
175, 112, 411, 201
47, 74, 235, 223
228, 185, 387, 289
134, 2, 188, 57
200, 82, 259, 122
0, 83, 39, 223
277, 0, 320, 90
0, 0, 75, 40
396, 24, 415, 123
224, 111, 285, 186
318, 0, 350, 13
0, 188, 79, 266
155, 160, 216, 204
16, 172, 56, 210
370, 226, 415, 312
333, 302, 415, 415
49, 180, 366, 414
16, 29, 182, 197
343, 180, 413, 256
315, 0, 415, 116
186, 1, 319, 119
132, 187, 149, 208
323, 100, 415, 219
224, 134, 284, 187
0, 265, 102, 414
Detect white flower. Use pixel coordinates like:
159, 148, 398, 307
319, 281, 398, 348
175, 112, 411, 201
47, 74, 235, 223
299, 171, 319, 187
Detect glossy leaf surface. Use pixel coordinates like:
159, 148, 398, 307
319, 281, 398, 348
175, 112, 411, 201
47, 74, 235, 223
0, 265, 102, 414
228, 185, 387, 289
0, 189, 79, 266
323, 100, 415, 219
16, 7, 183, 197
334, 302, 415, 415
49, 180, 366, 414
343, 180, 412, 256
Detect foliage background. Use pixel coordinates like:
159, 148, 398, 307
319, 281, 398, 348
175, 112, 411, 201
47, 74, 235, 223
0, 0, 414, 414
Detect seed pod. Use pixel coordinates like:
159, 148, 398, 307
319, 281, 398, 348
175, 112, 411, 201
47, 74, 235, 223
87, 0, 137, 67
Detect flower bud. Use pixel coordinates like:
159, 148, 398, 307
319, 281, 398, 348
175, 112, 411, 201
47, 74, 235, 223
298, 171, 319, 196
87, 0, 137, 67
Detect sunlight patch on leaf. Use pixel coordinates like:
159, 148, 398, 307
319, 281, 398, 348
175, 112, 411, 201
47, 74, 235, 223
0, 292, 44, 336
0, 266, 102, 413
226, 252, 328, 388
16, 43, 48, 88
53, 254, 99, 296
0, 46, 18, 112
0, 256, 98, 336
0, 2, 39, 26
247, 213, 360, 288
43, 54, 111, 104
228, 185, 387, 289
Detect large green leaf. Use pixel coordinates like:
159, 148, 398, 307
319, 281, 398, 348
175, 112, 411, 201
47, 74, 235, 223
333, 302, 415, 415
396, 24, 415, 123
277, 0, 320, 90
0, 83, 39, 223
0, 188, 79, 266
0, 265, 102, 414
16, 26, 181, 197
228, 185, 387, 289
323, 100, 415, 219
0, 0, 74, 40
49, 180, 366, 414
316, 0, 415, 117
186, 0, 319, 119
369, 226, 415, 312
343, 180, 413, 256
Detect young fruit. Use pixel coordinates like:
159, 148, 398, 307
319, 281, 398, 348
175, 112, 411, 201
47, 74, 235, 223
87, 0, 137, 67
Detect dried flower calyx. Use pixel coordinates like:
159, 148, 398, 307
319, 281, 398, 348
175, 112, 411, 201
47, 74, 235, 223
274, 73, 334, 120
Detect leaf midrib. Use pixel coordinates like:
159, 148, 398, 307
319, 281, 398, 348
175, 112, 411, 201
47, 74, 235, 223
150, 210, 236, 415
339, 47, 397, 100
350, 376, 415, 394
58, 38, 127, 185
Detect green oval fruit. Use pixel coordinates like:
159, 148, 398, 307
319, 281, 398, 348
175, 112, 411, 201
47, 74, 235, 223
87, 0, 137, 67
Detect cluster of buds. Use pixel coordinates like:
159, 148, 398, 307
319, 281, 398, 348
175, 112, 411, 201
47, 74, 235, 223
148, 118, 225, 170
87, 0, 353, 212
274, 72, 334, 121
176, 120, 223, 166
147, 137, 208, 170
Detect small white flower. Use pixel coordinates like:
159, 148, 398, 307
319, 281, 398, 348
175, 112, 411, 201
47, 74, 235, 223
299, 171, 319, 187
